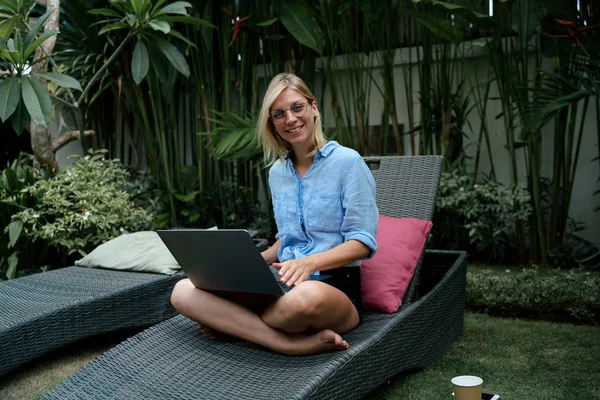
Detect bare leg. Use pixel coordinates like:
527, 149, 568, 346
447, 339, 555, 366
262, 280, 360, 334
171, 279, 350, 355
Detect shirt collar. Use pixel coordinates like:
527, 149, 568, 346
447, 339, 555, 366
283, 141, 339, 166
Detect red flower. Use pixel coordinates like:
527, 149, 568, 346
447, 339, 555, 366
222, 7, 250, 46
549, 19, 599, 56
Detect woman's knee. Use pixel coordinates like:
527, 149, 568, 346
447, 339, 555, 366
170, 278, 195, 311
281, 282, 327, 318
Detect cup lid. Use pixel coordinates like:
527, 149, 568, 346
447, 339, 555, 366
451, 375, 483, 387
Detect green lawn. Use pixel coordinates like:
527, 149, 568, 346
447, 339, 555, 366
1, 314, 598, 400
368, 313, 600, 400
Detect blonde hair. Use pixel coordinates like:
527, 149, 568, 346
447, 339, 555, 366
257, 73, 327, 165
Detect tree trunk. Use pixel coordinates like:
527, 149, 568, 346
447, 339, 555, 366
31, 0, 60, 172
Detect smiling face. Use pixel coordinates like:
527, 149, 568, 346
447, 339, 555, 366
270, 88, 318, 154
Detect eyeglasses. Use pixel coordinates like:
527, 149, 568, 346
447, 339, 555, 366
269, 102, 309, 123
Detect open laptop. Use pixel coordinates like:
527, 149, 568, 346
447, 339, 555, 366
157, 229, 329, 296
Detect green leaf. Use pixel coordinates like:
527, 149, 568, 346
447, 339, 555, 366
131, 40, 149, 84
156, 39, 189, 78
10, 99, 29, 135
0, 76, 21, 122
24, 8, 55, 47
34, 72, 83, 91
21, 75, 52, 125
169, 188, 199, 202
147, 44, 169, 82
8, 219, 22, 248
149, 0, 168, 16
130, 0, 143, 15
256, 18, 278, 27
159, 15, 216, 28
280, 0, 323, 55
0, 0, 19, 14
2, 166, 17, 190
159, 1, 192, 15
24, 30, 59, 60
98, 21, 129, 35
168, 30, 197, 48
0, 16, 19, 41
149, 20, 170, 34
87, 8, 122, 18
410, 12, 464, 44
6, 252, 18, 279
109, 0, 130, 13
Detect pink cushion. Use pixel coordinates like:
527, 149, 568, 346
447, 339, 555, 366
361, 216, 432, 313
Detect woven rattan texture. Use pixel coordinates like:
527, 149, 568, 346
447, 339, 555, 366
0, 267, 184, 376
42, 251, 465, 400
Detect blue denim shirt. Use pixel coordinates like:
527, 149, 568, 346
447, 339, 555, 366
268, 141, 378, 268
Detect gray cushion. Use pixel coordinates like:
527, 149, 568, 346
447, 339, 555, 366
75, 231, 180, 274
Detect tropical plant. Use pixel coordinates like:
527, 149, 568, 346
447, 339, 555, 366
435, 170, 532, 263
0, 0, 213, 171
0, 153, 49, 279
3, 149, 153, 278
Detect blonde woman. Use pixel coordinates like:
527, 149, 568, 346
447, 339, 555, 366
170, 73, 378, 355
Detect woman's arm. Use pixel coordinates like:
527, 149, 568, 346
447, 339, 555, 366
272, 239, 370, 287
261, 239, 281, 265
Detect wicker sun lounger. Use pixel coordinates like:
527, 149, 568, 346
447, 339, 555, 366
0, 266, 185, 376
43, 156, 468, 400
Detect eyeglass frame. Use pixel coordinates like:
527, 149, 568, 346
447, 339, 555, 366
269, 101, 311, 124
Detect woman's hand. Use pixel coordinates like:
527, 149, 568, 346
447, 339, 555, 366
261, 240, 281, 265
272, 258, 316, 287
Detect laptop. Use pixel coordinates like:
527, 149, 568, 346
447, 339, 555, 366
157, 229, 330, 296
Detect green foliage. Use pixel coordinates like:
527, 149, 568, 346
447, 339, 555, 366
0, 154, 49, 279
202, 111, 261, 162
131, 169, 270, 235
467, 268, 600, 325
90, 0, 215, 83
434, 170, 532, 263
0, 6, 82, 131
2, 149, 152, 278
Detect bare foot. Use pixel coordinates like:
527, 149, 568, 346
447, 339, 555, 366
281, 329, 349, 356
199, 324, 233, 341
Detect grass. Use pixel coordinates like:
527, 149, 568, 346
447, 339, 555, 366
1, 314, 598, 400
368, 313, 600, 399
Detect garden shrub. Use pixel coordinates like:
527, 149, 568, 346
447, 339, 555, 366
0, 155, 51, 279
2, 149, 152, 278
467, 268, 600, 325
433, 170, 532, 263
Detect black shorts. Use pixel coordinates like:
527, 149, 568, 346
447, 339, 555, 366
325, 266, 363, 323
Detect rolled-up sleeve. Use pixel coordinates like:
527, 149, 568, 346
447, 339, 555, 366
340, 157, 379, 258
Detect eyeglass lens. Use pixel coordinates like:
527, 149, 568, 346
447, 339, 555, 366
270, 102, 307, 121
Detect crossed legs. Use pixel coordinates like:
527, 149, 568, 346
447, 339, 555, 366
170, 279, 360, 356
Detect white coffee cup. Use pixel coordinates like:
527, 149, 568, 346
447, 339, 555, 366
451, 375, 483, 400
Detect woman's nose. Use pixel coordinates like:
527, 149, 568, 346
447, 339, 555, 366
284, 109, 297, 123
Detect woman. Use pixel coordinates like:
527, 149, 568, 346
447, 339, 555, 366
170, 73, 378, 355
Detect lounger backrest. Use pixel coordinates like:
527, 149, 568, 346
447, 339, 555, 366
363, 156, 444, 304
